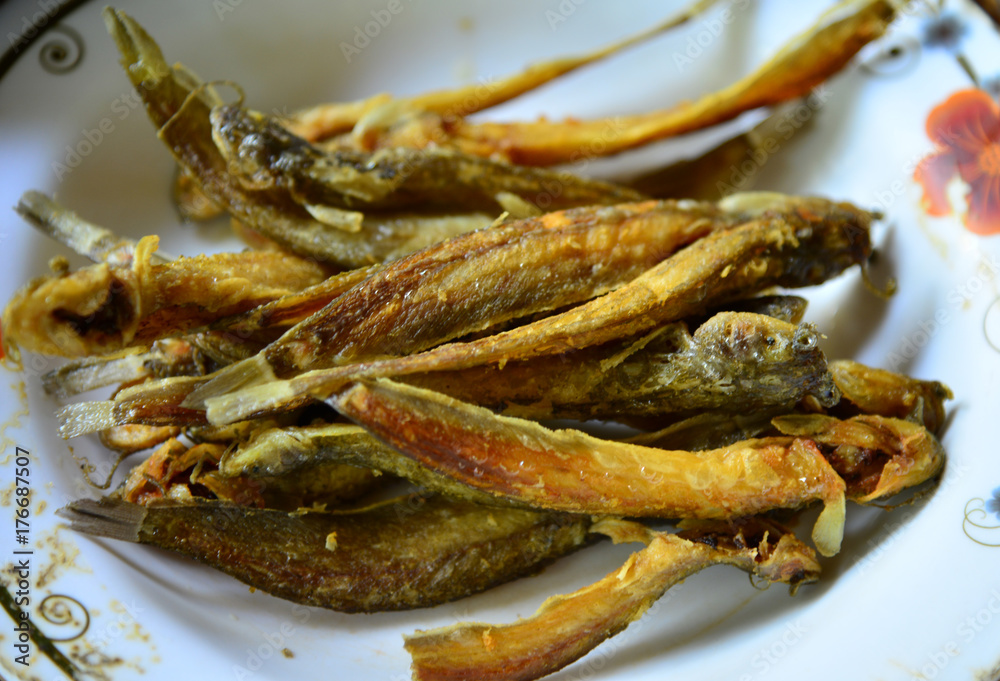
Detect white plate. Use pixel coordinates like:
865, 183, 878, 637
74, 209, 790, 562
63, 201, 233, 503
1, 1, 999, 680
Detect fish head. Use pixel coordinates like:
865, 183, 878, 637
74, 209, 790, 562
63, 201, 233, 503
697, 311, 839, 407
210, 105, 314, 191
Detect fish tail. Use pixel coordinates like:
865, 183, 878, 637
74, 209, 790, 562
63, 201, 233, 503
43, 352, 149, 399
57, 498, 146, 543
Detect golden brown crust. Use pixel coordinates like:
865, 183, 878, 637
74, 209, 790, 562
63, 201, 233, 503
200, 207, 870, 425
100, 424, 182, 455
828, 360, 953, 434
2, 236, 326, 358
771, 413, 946, 503
286, 0, 717, 142
261, 199, 742, 376
342, 1, 896, 165
332, 379, 848, 556
405, 518, 820, 681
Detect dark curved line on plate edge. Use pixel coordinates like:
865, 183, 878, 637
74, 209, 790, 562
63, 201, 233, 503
0, 0, 94, 81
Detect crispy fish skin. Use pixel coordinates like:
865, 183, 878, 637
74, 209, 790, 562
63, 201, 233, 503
353, 0, 896, 165
405, 518, 820, 681
2, 235, 326, 358
372, 207, 867, 368
403, 312, 838, 420
627, 372, 952, 455
828, 360, 952, 434
187, 196, 783, 408
259, 199, 748, 376
220, 423, 409, 478
211, 106, 643, 214
250, 462, 381, 511
105, 9, 638, 267
59, 495, 591, 613
332, 379, 848, 556
288, 0, 720, 142
442, 210, 865, 363
118, 437, 379, 511
55, 194, 872, 434
211, 264, 377, 343
220, 424, 506, 509
201, 196, 872, 425
49, 193, 870, 433
105, 8, 481, 268
105, 8, 344, 264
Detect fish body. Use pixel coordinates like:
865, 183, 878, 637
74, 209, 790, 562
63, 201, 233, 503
59, 496, 591, 613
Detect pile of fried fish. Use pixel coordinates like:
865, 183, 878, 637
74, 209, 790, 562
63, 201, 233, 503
1, 2, 950, 680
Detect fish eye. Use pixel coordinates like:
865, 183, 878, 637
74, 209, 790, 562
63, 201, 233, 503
793, 329, 818, 351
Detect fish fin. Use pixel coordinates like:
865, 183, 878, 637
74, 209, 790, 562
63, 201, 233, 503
589, 517, 655, 545
57, 498, 146, 543
103, 8, 169, 88
494, 192, 543, 219
811, 492, 845, 557
42, 352, 149, 398
57, 401, 117, 439
303, 203, 364, 232
182, 354, 277, 409
206, 378, 297, 426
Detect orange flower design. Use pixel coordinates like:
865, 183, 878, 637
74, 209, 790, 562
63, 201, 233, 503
914, 88, 1000, 235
